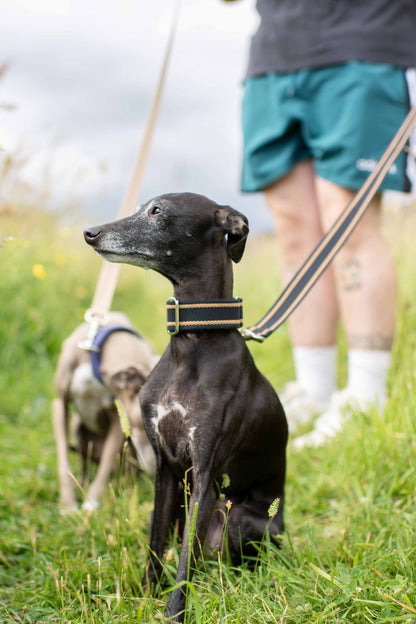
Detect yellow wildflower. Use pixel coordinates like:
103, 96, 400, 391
32, 264, 46, 280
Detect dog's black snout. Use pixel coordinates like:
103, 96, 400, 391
83, 226, 101, 244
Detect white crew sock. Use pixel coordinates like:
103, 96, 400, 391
293, 346, 337, 403
347, 349, 392, 408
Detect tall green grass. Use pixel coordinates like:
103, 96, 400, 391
0, 202, 415, 623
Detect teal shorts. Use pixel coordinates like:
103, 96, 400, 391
241, 62, 415, 193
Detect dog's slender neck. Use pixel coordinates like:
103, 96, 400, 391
170, 255, 234, 302
167, 257, 240, 340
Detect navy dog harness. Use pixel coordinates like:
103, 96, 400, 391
89, 325, 141, 385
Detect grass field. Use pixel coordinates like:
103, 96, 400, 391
1, 199, 416, 623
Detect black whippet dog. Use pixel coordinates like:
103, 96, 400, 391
84, 192, 288, 622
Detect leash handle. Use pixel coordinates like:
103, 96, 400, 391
243, 106, 416, 341
87, 1, 181, 319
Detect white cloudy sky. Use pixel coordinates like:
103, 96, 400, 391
1, 0, 274, 232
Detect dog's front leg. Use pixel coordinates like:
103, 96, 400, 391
142, 456, 179, 595
82, 417, 125, 511
165, 475, 217, 623
52, 397, 77, 512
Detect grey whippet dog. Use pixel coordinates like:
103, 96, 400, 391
53, 311, 158, 512
83, 193, 288, 622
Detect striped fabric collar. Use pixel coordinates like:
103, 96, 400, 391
166, 297, 243, 335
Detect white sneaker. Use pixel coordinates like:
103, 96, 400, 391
279, 381, 329, 432
292, 388, 375, 450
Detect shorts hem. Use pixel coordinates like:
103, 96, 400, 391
315, 170, 408, 194
241, 158, 311, 193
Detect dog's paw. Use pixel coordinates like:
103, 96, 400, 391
82, 498, 99, 512
59, 500, 78, 515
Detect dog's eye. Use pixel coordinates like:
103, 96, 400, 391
150, 205, 162, 216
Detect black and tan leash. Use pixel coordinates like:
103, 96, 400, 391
238, 105, 416, 342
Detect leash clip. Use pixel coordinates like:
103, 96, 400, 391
238, 327, 265, 342
166, 297, 180, 336
78, 309, 109, 351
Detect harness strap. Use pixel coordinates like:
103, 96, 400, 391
90, 325, 141, 385
166, 297, 243, 335
242, 105, 416, 341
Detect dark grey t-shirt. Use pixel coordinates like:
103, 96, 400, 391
246, 0, 416, 77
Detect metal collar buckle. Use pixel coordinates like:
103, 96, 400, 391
166, 296, 180, 336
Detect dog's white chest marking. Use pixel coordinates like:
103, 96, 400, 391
188, 425, 196, 444
150, 400, 196, 462
151, 400, 187, 435
70, 363, 113, 435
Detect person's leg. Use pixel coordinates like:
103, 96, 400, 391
265, 160, 339, 347
264, 160, 339, 408
316, 177, 396, 407
290, 62, 410, 447
292, 178, 397, 449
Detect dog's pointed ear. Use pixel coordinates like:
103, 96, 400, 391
215, 206, 249, 263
